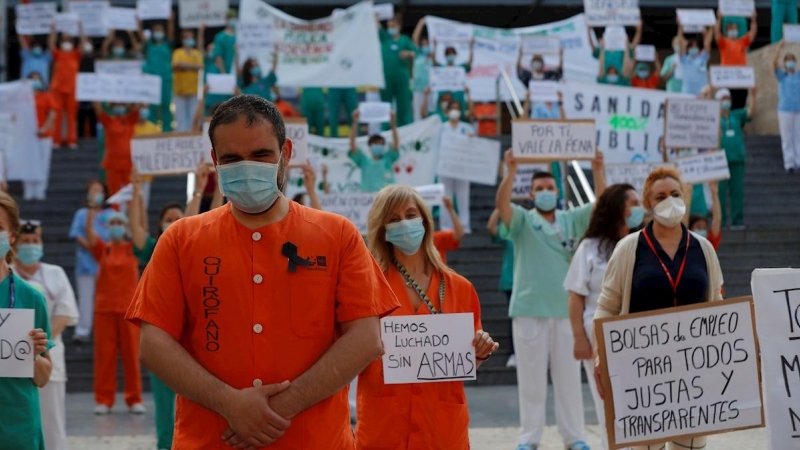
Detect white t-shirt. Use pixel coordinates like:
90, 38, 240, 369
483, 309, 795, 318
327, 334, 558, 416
440, 120, 474, 140
563, 237, 609, 332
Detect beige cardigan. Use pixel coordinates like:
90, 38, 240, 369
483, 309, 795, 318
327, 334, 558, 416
594, 230, 724, 320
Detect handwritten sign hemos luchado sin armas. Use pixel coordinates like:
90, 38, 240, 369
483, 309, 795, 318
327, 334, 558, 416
512, 120, 596, 162
664, 98, 721, 149
751, 269, 800, 450
596, 298, 764, 449
131, 132, 208, 176
381, 313, 477, 384
0, 309, 35, 378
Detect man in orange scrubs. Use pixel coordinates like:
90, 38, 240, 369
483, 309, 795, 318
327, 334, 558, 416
48, 25, 89, 149
93, 103, 140, 195
126, 95, 399, 449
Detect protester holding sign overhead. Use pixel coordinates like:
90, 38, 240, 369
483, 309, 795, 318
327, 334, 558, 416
438, 99, 475, 233
589, 22, 642, 74
140, 14, 176, 132
102, 28, 142, 61
16, 28, 52, 86
661, 37, 684, 93
379, 14, 417, 127
496, 149, 606, 450
357, 185, 497, 450
631, 58, 662, 89
716, 9, 758, 66
517, 46, 564, 85
349, 109, 400, 192
774, 40, 800, 172
48, 23, 89, 150
172, 26, 205, 133
717, 87, 757, 229
93, 102, 141, 195
237, 53, 278, 101
212, 10, 237, 73
677, 20, 713, 96
597, 42, 631, 86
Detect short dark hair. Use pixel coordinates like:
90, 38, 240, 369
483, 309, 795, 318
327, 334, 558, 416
688, 214, 707, 229
532, 171, 555, 182
208, 95, 286, 152
368, 134, 386, 145
158, 202, 184, 222
445, 46, 457, 55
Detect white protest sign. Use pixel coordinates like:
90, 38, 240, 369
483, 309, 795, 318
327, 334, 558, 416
719, 0, 754, 17
603, 26, 629, 51
683, 24, 705, 34
529, 81, 561, 102
236, 22, 275, 65
131, 133, 207, 175
429, 66, 467, 93
415, 183, 446, 208
179, 0, 227, 28
76, 74, 161, 104
677, 9, 717, 27
584, 0, 641, 26
436, 134, 500, 186
521, 35, 561, 55
286, 118, 309, 165
512, 120, 596, 161
381, 313, 477, 384
605, 162, 674, 193
425, 16, 474, 42
512, 163, 549, 198
15, 3, 57, 35
206, 73, 236, 95
55, 13, 81, 36
785, 25, 800, 43
137, 0, 171, 20
106, 183, 134, 205
597, 299, 763, 448
665, 98, 721, 149
0, 81, 45, 181
358, 102, 392, 123
105, 7, 138, 31
709, 66, 756, 88
634, 45, 656, 62
374, 3, 394, 21
751, 269, 800, 450
676, 151, 731, 184
68, 1, 109, 37
318, 192, 376, 234
0, 309, 35, 378
94, 60, 143, 76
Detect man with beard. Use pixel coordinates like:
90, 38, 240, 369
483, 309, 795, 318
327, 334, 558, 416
126, 95, 399, 449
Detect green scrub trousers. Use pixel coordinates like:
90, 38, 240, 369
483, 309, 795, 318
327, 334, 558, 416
144, 40, 174, 132
148, 77, 173, 132
301, 88, 327, 136
150, 373, 176, 449
381, 76, 412, 127
772, 0, 799, 42
328, 88, 358, 137
719, 162, 745, 227
691, 185, 709, 217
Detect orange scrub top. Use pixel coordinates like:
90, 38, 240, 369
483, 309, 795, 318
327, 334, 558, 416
34, 91, 57, 138
631, 73, 660, 89
355, 267, 482, 450
50, 49, 82, 94
126, 202, 399, 450
717, 35, 752, 66
433, 230, 461, 265
92, 240, 140, 314
98, 109, 139, 171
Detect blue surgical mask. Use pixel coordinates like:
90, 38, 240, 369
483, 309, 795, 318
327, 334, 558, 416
113, 47, 125, 57
727, 29, 738, 39
108, 225, 126, 241
370, 144, 385, 158
385, 218, 425, 256
161, 221, 173, 231
637, 70, 650, 79
16, 244, 43, 266
113, 105, 128, 115
139, 108, 150, 121
787, 61, 797, 70
184, 38, 196, 48
688, 48, 700, 57
534, 190, 557, 212
694, 229, 708, 238
0, 232, 10, 260
626, 206, 645, 229
721, 100, 732, 111
153, 31, 165, 41
421, 46, 430, 55
249, 67, 261, 77
606, 74, 619, 84
32, 79, 43, 91
89, 192, 104, 206
673, 45, 680, 54
32, 47, 43, 56
388, 28, 399, 37
228, 19, 237, 29
217, 160, 282, 214
446, 55, 456, 64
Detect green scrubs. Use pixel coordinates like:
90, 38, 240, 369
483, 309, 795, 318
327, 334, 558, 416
662, 54, 683, 93
134, 236, 175, 450
348, 148, 400, 192
301, 88, 326, 136
0, 274, 53, 450
239, 72, 278, 101
212, 31, 236, 73
592, 46, 634, 73
379, 29, 416, 127
144, 39, 174, 132
691, 185, 709, 217
772, 0, 799, 42
719, 109, 750, 227
204, 55, 231, 116
327, 88, 358, 137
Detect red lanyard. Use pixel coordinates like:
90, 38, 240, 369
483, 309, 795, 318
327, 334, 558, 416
642, 227, 691, 307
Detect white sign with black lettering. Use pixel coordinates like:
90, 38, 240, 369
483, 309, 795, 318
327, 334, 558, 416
709, 66, 756, 88
665, 98, 721, 149
751, 269, 800, 450
529, 81, 560, 103
179, 0, 227, 28
597, 299, 763, 448
436, 134, 500, 186
0, 309, 35, 378
719, 0, 754, 17
584, 0, 641, 26
605, 162, 674, 194
55, 13, 80, 36
429, 66, 467, 93
521, 35, 561, 55
785, 24, 800, 43
358, 102, 392, 123
286, 119, 309, 165
318, 192, 376, 234
374, 3, 394, 21
635, 45, 656, 62
415, 183, 445, 208
76, 73, 161, 104
137, 0, 171, 20
15, 3, 57, 35
131, 133, 207, 175
206, 73, 236, 94
512, 163, 549, 198
513, 120, 596, 161
106, 7, 138, 31
381, 313, 477, 385
676, 9, 717, 27
68, 1, 109, 37
236, 22, 275, 64
676, 151, 730, 184
94, 60, 143, 76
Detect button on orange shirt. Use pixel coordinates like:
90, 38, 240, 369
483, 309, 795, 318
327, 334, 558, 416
718, 36, 752, 66
50, 49, 82, 94
92, 240, 140, 314
433, 230, 461, 265
126, 202, 399, 450
356, 268, 481, 450
34, 92, 57, 139
98, 109, 139, 171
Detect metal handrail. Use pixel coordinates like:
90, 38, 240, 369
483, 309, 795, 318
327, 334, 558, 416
500, 70, 524, 117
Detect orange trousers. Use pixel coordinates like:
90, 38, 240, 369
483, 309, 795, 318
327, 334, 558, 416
93, 312, 142, 407
104, 169, 130, 196
52, 90, 78, 146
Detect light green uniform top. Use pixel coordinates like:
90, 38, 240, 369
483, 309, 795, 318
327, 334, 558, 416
412, 55, 432, 92
212, 31, 236, 73
349, 148, 400, 193
498, 203, 593, 318
144, 39, 173, 78
720, 109, 750, 163
0, 273, 53, 450
661, 54, 683, 93
380, 29, 416, 81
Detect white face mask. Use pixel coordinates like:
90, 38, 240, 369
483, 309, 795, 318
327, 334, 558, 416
653, 197, 686, 228
448, 109, 461, 121
61, 41, 74, 52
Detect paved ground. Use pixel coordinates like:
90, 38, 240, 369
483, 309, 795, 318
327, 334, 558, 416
65, 385, 768, 449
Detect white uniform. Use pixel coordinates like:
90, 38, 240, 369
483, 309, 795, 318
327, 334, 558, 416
438, 121, 474, 233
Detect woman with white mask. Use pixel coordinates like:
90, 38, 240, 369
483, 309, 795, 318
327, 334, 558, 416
438, 100, 475, 233
591, 167, 723, 450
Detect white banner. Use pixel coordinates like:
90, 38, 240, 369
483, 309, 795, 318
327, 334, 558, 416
68, 1, 109, 37
598, 299, 763, 447
665, 98, 721, 149
676, 151, 731, 184
381, 313, 477, 384
318, 192, 375, 234
206, 73, 236, 94
719, 0, 755, 17
425, 16, 474, 42
634, 45, 656, 62
512, 120, 596, 161
0, 81, 45, 181
358, 102, 392, 123
0, 309, 35, 378
94, 60, 143, 76
785, 24, 800, 43
751, 269, 800, 450
137, 0, 171, 20
131, 133, 206, 175
179, 0, 227, 28
15, 3, 57, 35
76, 73, 162, 104
710, 66, 756, 88
239, 0, 385, 88
106, 7, 138, 31
286, 118, 309, 165
429, 66, 467, 93
521, 35, 560, 55
583, 0, 641, 26
512, 163, 549, 198
374, 3, 394, 21
416, 183, 445, 208
562, 81, 692, 164
55, 13, 81, 36
677, 9, 717, 27
605, 162, 674, 193
236, 22, 276, 65
436, 134, 500, 185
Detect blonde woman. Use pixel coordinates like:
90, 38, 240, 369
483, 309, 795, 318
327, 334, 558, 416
357, 185, 498, 449
593, 167, 724, 450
